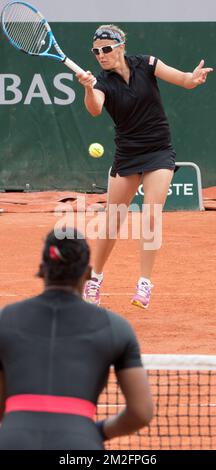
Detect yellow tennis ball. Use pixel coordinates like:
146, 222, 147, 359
88, 143, 104, 158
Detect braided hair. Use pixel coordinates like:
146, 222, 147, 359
38, 228, 90, 285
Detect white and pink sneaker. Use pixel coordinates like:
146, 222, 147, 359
131, 280, 153, 309
84, 277, 103, 306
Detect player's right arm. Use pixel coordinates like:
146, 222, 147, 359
103, 367, 153, 439
97, 313, 153, 440
0, 309, 6, 422
76, 71, 105, 116
0, 370, 6, 422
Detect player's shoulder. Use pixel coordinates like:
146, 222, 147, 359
128, 54, 156, 66
6, 294, 41, 309
101, 308, 134, 335
0, 295, 42, 322
88, 303, 123, 324
127, 54, 144, 63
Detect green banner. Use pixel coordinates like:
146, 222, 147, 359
0, 22, 215, 191
130, 163, 204, 212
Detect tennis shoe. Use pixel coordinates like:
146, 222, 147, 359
84, 277, 102, 306
131, 280, 153, 309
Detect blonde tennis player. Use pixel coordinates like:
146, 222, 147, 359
77, 24, 213, 309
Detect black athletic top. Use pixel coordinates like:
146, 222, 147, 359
0, 290, 142, 449
94, 55, 176, 176
0, 290, 142, 398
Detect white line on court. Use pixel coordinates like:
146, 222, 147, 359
0, 292, 201, 297
101, 293, 133, 296
0, 294, 20, 297
0, 280, 36, 283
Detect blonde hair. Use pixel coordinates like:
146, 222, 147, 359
97, 24, 126, 43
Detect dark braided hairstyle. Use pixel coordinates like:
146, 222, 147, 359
38, 228, 90, 285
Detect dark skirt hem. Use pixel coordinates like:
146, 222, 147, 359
110, 147, 177, 177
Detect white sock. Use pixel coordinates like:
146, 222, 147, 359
139, 276, 151, 286
92, 270, 103, 282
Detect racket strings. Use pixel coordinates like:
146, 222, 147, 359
7, 9, 39, 52
3, 4, 48, 54
9, 10, 46, 54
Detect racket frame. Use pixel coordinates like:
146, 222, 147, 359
1, 1, 86, 74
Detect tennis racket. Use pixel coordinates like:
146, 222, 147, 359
1, 1, 88, 77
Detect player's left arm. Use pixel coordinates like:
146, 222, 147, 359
0, 370, 6, 421
155, 59, 213, 89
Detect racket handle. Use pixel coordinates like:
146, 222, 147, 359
64, 57, 97, 85
64, 57, 86, 75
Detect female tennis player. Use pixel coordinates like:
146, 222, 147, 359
77, 25, 213, 309
0, 228, 153, 450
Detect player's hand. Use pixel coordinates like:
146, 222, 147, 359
192, 59, 213, 85
76, 70, 96, 88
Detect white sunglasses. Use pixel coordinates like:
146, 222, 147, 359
91, 42, 125, 56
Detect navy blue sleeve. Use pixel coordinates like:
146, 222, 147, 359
142, 55, 158, 77
108, 312, 143, 371
0, 309, 4, 370
93, 79, 107, 95
93, 70, 111, 99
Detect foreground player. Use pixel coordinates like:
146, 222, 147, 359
0, 229, 153, 450
77, 24, 213, 309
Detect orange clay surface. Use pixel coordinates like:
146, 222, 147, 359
0, 207, 215, 354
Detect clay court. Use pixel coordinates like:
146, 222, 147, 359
0, 188, 215, 449
0, 189, 215, 354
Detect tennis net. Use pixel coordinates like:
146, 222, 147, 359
97, 354, 216, 450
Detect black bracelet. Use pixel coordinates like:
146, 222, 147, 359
96, 419, 107, 440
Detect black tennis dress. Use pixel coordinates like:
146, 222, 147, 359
94, 54, 176, 177
0, 290, 142, 450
